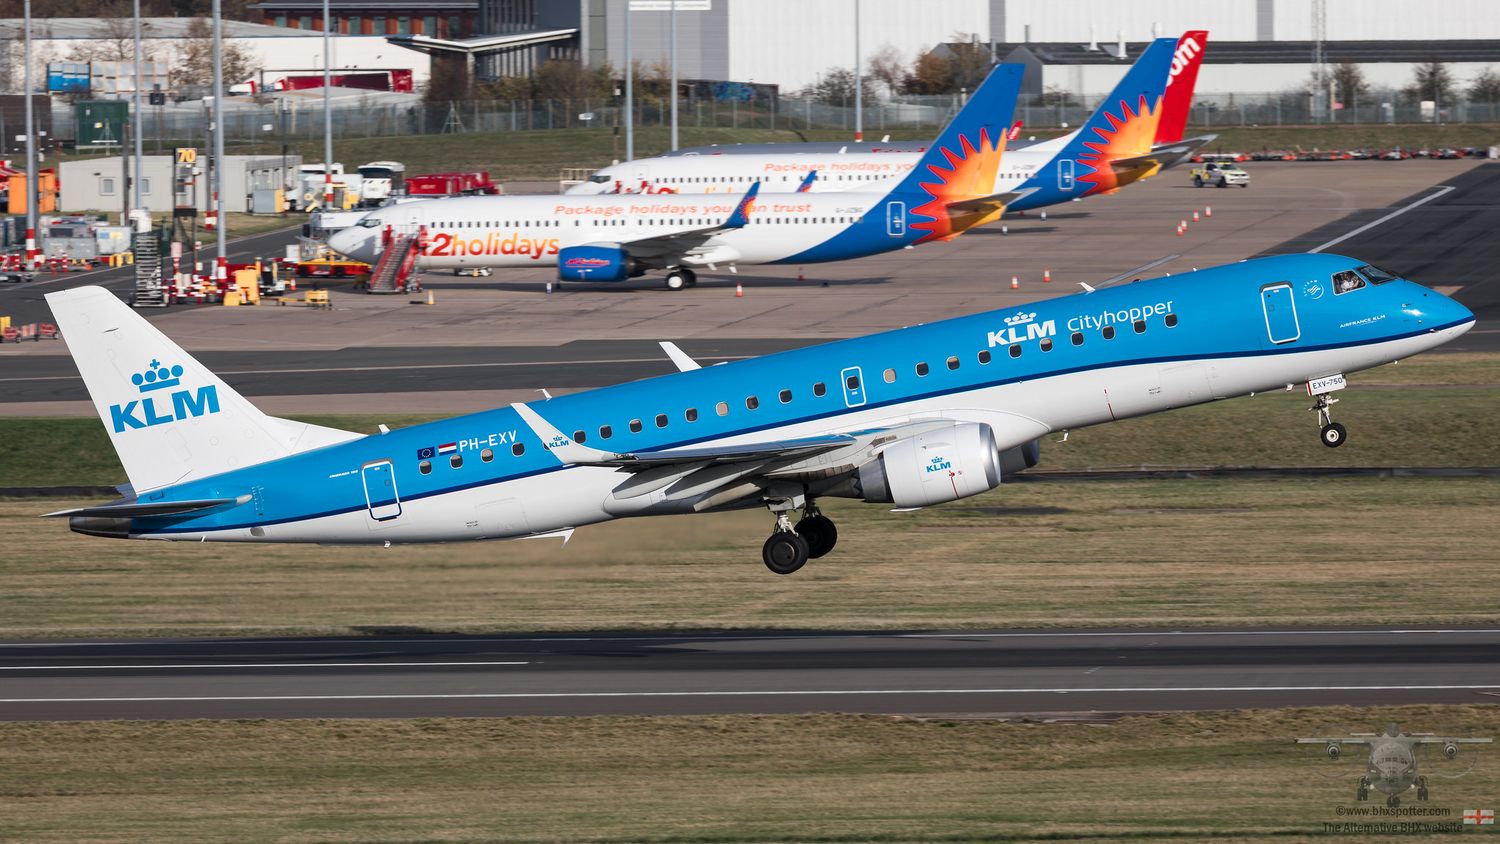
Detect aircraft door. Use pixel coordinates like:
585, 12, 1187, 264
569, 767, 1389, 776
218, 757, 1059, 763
361, 460, 402, 521
1260, 282, 1301, 345
1058, 159, 1075, 192
840, 366, 867, 408
886, 202, 906, 237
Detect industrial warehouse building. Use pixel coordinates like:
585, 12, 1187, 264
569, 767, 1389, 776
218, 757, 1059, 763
59, 154, 302, 215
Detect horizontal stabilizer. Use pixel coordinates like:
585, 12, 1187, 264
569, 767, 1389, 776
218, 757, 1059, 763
43, 497, 246, 519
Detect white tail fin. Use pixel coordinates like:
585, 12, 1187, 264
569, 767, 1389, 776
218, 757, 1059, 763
46, 286, 362, 493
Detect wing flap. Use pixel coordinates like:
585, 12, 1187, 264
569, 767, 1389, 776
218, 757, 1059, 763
43, 497, 246, 519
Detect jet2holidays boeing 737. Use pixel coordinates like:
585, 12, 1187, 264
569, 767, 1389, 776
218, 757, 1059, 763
329, 39, 1181, 290
567, 31, 1212, 201
44, 254, 1473, 574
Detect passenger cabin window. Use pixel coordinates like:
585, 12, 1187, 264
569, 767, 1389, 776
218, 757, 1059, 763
946, 356, 960, 370
915, 362, 929, 376
883, 368, 896, 383
1009, 345, 1022, 358
1165, 313, 1178, 328
512, 443, 525, 456
1039, 338, 1053, 352
629, 419, 643, 433
716, 401, 729, 416
1071, 331, 1084, 346
481, 448, 494, 462
685, 408, 699, 422
813, 382, 827, 397
419, 460, 432, 474
977, 350, 991, 364
573, 430, 587, 444
746, 396, 760, 410
599, 425, 613, 439
655, 413, 669, 428
450, 454, 463, 468
1102, 325, 1116, 340
778, 389, 792, 404
1133, 320, 1146, 334
1333, 270, 1366, 295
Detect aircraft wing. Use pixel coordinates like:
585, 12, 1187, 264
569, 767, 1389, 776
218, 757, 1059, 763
1295, 737, 1376, 745
43, 497, 246, 519
1415, 737, 1494, 744
615, 181, 759, 257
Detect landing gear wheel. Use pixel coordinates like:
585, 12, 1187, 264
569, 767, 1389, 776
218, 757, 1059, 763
664, 272, 687, 291
680, 268, 698, 287
1418, 787, 1430, 801
795, 515, 838, 559
1356, 787, 1369, 802
1387, 795, 1401, 808
763, 531, 810, 575
1320, 422, 1347, 448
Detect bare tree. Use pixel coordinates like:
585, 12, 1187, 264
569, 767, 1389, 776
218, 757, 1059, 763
1402, 60, 1456, 104
945, 32, 992, 93
173, 16, 261, 89
1330, 61, 1369, 107
1469, 66, 1500, 105
802, 66, 875, 106
65, 14, 136, 64
901, 49, 954, 95
867, 44, 905, 96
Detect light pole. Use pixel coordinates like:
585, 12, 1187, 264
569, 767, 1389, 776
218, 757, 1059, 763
23, 0, 37, 265
853, 0, 862, 142
669, 0, 677, 150
624, 0, 633, 162
211, 0, 226, 279
132, 0, 144, 212
322, 0, 333, 207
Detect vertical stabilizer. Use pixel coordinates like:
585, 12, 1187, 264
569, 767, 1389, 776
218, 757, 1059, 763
46, 286, 360, 493
1157, 30, 1209, 144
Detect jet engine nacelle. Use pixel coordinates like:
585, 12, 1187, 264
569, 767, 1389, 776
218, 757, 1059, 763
998, 438, 1041, 475
557, 245, 637, 282
857, 422, 1002, 508
1326, 743, 1341, 760
1445, 743, 1459, 760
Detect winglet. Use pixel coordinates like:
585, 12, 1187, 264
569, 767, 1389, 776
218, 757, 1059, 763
511, 402, 618, 465
723, 180, 760, 228
796, 170, 817, 192
659, 341, 702, 371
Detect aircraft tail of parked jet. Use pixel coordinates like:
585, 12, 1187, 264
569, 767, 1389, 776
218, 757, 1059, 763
885, 62, 1026, 242
1157, 30, 1209, 144
45, 286, 361, 496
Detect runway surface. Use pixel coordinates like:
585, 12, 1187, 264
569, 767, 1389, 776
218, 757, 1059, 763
2, 627, 1498, 721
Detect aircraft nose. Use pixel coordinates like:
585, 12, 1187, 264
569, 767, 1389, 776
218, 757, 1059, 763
1422, 286, 1476, 332
327, 227, 369, 261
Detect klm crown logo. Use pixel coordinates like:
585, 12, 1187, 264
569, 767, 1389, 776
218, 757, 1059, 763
1003, 311, 1036, 327
988, 310, 1056, 348
109, 359, 220, 433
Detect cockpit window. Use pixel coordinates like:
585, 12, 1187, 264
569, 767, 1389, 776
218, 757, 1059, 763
1356, 264, 1399, 285
1332, 270, 1366, 295
357, 217, 382, 228
587, 174, 611, 183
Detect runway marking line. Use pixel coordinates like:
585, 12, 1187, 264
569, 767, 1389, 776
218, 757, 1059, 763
4, 628, 1500, 649
1311, 186, 1456, 253
0, 661, 529, 671
3, 685, 1499, 704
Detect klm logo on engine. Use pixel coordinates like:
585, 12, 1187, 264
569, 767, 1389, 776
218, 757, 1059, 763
108, 359, 221, 433
924, 455, 953, 474
987, 310, 1056, 347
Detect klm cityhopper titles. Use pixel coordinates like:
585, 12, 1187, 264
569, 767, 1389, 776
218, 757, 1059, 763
45, 254, 1472, 574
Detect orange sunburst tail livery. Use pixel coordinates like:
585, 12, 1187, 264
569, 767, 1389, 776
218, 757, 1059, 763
1057, 36, 1176, 198
887, 63, 1025, 245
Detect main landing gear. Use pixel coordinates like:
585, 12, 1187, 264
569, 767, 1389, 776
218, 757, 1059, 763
664, 267, 697, 291
1311, 392, 1347, 448
761, 497, 839, 575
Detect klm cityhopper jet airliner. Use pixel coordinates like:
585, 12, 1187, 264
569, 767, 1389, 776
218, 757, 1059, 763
46, 254, 1472, 574
329, 62, 1034, 290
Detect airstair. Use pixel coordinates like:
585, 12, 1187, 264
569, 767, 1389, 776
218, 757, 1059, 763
130, 227, 169, 307
366, 225, 424, 294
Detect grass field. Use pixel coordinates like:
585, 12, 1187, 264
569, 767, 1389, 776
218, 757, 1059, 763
58, 123, 1500, 184
3, 354, 1496, 488
5, 473, 1498, 638
3, 705, 1496, 842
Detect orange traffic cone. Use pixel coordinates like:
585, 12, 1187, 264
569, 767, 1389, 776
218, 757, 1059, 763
735, 283, 744, 297
797, 267, 805, 281
1192, 210, 1200, 222
1010, 276, 1019, 289
1205, 205, 1213, 218
1176, 224, 1184, 236
1043, 268, 1052, 283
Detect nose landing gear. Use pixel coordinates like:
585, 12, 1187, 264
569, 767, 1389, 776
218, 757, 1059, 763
1312, 393, 1347, 448
761, 497, 839, 575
